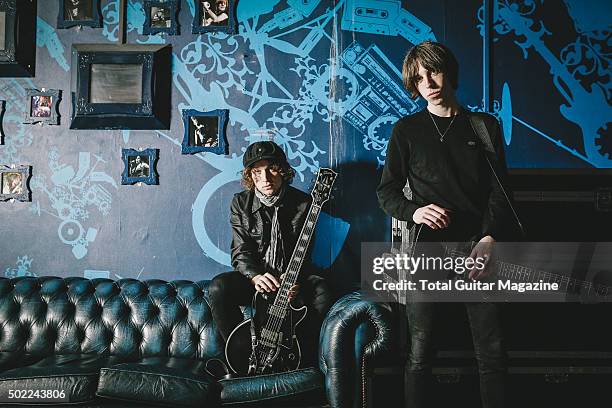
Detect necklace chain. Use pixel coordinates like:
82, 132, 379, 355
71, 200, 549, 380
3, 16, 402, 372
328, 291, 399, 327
428, 110, 457, 142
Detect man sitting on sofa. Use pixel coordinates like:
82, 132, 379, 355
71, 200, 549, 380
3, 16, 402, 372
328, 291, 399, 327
208, 140, 333, 370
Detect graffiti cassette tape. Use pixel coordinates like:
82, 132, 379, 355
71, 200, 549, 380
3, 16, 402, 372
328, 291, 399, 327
341, 0, 435, 42
342, 0, 400, 35
340, 41, 420, 162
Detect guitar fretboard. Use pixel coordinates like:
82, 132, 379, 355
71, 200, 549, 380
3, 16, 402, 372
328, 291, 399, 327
445, 247, 611, 298
269, 204, 322, 316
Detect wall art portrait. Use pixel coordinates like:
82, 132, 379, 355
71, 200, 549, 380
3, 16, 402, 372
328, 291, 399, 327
181, 109, 228, 155
23, 88, 61, 125
192, 0, 236, 34
57, 0, 102, 29
121, 148, 158, 185
143, 0, 179, 36
0, 165, 31, 201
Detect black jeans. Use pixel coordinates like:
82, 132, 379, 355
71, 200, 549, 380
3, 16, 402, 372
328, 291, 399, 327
208, 271, 334, 366
405, 302, 506, 408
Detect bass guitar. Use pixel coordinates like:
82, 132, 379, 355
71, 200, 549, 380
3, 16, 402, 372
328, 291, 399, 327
225, 168, 337, 376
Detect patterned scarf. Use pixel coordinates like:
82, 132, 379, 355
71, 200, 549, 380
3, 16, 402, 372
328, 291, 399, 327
255, 185, 287, 277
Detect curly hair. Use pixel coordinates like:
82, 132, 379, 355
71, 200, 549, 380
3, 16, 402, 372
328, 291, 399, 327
240, 160, 295, 191
402, 41, 459, 100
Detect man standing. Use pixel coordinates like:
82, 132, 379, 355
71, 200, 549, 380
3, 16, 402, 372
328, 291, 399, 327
377, 41, 515, 407
209, 141, 333, 368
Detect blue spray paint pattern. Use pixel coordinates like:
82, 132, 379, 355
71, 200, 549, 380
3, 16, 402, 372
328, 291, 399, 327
0, 80, 36, 163
29, 148, 118, 260
478, 0, 611, 167
102, 0, 165, 43
36, 17, 70, 71
166, 0, 437, 265
4, 256, 37, 278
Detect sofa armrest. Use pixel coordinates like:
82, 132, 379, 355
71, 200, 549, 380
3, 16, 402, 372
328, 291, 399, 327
319, 291, 394, 408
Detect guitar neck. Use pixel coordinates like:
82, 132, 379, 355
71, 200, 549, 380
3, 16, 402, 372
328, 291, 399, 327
445, 246, 612, 297
274, 203, 323, 307
495, 261, 611, 297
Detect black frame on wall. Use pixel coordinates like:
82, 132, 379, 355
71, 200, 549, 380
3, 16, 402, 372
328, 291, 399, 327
192, 0, 236, 34
0, 100, 5, 145
0, 164, 31, 202
181, 108, 228, 155
121, 148, 159, 185
143, 0, 180, 36
0, 0, 36, 77
57, 0, 102, 29
70, 44, 172, 130
23, 88, 61, 125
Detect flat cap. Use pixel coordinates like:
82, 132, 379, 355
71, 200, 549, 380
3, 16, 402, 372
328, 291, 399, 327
243, 141, 288, 168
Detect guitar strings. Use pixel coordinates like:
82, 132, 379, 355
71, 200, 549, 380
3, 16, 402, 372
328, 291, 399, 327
265, 215, 316, 343
262, 207, 321, 352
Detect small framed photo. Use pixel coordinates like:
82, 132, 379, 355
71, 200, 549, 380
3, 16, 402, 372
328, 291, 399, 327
192, 0, 236, 34
57, 0, 102, 29
144, 0, 179, 35
24, 89, 61, 125
0, 165, 31, 201
181, 109, 228, 155
122, 148, 158, 185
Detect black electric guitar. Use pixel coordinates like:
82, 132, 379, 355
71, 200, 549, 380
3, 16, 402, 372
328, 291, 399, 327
225, 168, 337, 376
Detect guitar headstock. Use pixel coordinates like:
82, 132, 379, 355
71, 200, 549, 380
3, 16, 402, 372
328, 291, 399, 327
311, 168, 337, 207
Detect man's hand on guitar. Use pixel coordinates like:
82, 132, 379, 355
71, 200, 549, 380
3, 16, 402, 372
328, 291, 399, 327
251, 273, 299, 301
468, 235, 495, 280
280, 273, 299, 302
413, 204, 451, 230
251, 273, 280, 293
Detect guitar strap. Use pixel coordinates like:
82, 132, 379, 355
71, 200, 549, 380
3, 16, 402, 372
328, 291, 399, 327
467, 113, 496, 154
468, 113, 525, 238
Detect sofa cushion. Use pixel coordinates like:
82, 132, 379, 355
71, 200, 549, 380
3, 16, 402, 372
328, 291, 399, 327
96, 357, 219, 407
219, 367, 325, 406
0, 354, 127, 405
0, 353, 46, 373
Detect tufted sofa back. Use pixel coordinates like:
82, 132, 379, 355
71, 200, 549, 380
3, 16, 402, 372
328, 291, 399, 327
0, 277, 224, 360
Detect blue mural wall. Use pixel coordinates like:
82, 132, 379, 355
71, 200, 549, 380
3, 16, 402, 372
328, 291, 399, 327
1, 1, 610, 290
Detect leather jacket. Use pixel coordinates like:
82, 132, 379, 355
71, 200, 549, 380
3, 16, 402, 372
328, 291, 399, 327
230, 185, 313, 281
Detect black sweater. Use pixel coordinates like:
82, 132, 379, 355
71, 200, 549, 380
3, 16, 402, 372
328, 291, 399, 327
377, 108, 514, 241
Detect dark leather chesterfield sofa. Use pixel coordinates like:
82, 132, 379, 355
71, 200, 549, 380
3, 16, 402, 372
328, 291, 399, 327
0, 276, 394, 407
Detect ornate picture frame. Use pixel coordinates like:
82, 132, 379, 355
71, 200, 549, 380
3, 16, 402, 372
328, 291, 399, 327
143, 0, 179, 36
121, 148, 159, 185
57, 0, 102, 29
181, 109, 228, 155
23, 88, 61, 125
192, 0, 236, 34
70, 44, 172, 130
0, 0, 36, 77
0, 164, 31, 202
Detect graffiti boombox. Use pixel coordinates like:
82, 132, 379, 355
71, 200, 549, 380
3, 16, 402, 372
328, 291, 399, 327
340, 41, 421, 163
